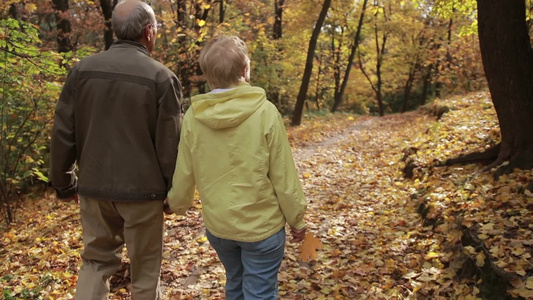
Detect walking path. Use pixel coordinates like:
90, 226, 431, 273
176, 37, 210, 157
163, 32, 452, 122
163, 111, 440, 299
5, 92, 529, 299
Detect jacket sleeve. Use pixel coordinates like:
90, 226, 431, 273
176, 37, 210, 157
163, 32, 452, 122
167, 112, 195, 215
156, 75, 183, 190
49, 67, 79, 199
267, 112, 307, 230
167, 112, 196, 215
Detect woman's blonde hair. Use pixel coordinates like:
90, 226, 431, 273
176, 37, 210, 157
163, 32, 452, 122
198, 35, 249, 89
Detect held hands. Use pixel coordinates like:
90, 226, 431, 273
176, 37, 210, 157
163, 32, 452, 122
163, 199, 173, 215
290, 226, 306, 242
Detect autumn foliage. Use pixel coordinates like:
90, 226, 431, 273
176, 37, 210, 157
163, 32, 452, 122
1, 0, 532, 299
1, 91, 532, 299
299, 233, 323, 262
1, 0, 491, 225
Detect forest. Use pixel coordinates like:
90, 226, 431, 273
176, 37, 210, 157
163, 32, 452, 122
1, 0, 533, 299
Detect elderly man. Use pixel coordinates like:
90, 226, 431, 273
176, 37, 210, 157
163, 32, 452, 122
49, 0, 183, 298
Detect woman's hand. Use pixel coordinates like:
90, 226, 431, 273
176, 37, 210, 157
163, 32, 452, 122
290, 226, 306, 242
163, 199, 173, 214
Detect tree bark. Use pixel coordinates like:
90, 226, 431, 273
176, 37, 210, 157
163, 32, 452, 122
435, 16, 454, 98
176, 0, 192, 98
196, 1, 211, 22
100, 0, 117, 50
420, 64, 433, 106
51, 0, 73, 53
447, 1, 533, 177
401, 64, 418, 113
331, 0, 368, 113
370, 5, 388, 116
358, 10, 387, 117
194, 2, 212, 94
273, 0, 284, 39
219, 0, 226, 23
332, 27, 343, 106
9, 4, 18, 20
0, 182, 13, 225
475, 0, 533, 176
291, 0, 332, 126
268, 0, 284, 109
177, 0, 187, 25
314, 51, 324, 110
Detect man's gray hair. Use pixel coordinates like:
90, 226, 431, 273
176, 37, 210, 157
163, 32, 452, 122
112, 0, 155, 41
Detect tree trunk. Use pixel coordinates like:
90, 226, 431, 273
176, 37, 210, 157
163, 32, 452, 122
291, 0, 332, 126
434, 16, 453, 98
273, 0, 284, 39
331, 0, 368, 113
9, 4, 18, 20
51, 0, 73, 53
0, 183, 13, 225
196, 1, 211, 22
401, 65, 417, 113
375, 65, 384, 116
176, 0, 191, 98
359, 5, 388, 117
420, 64, 433, 106
475, 0, 533, 176
219, 0, 226, 23
332, 29, 341, 97
177, 0, 187, 25
315, 51, 323, 110
194, 2, 211, 94
268, 0, 284, 109
100, 0, 117, 50
374, 23, 387, 116
358, 44, 385, 116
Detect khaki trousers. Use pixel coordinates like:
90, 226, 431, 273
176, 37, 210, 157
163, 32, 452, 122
75, 196, 164, 300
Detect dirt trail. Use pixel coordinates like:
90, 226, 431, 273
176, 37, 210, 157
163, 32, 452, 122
164, 95, 532, 299
160, 112, 438, 299
5, 93, 527, 299
278, 112, 437, 298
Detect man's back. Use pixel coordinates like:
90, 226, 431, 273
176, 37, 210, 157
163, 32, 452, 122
50, 40, 182, 201
49, 2, 181, 298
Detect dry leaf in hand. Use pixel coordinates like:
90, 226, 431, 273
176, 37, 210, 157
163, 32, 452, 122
299, 233, 323, 262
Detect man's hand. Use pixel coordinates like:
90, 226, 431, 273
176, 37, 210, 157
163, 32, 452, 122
163, 199, 173, 215
290, 226, 306, 242
60, 194, 79, 203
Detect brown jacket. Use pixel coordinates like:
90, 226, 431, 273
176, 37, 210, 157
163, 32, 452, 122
50, 40, 183, 201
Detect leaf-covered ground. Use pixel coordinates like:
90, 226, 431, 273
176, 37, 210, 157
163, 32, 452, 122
1, 91, 532, 299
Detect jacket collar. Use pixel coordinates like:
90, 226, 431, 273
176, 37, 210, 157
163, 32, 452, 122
110, 40, 150, 56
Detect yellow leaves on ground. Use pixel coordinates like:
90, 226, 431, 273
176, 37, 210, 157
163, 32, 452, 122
475, 251, 486, 267
425, 251, 441, 260
0, 200, 81, 298
509, 276, 533, 299
195, 236, 208, 244
404, 93, 533, 298
3, 231, 16, 243
298, 233, 323, 262
527, 276, 533, 289
2, 92, 531, 299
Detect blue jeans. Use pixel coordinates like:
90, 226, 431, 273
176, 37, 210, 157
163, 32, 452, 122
206, 228, 286, 300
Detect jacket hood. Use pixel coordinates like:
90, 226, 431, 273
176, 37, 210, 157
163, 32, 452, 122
190, 82, 267, 129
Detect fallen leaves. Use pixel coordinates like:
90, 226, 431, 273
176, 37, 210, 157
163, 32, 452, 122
1, 91, 531, 299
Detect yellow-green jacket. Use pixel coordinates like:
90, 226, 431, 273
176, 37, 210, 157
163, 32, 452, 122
167, 83, 306, 242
